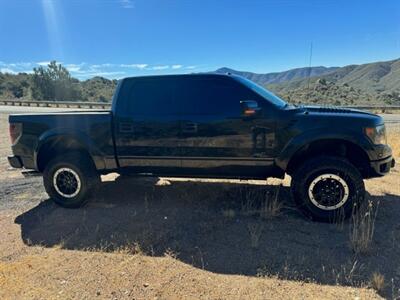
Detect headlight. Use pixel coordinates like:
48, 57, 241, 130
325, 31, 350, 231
365, 124, 387, 145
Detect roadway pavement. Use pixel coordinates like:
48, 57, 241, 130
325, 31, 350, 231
0, 104, 399, 124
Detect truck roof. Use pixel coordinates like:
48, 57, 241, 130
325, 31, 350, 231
121, 73, 236, 81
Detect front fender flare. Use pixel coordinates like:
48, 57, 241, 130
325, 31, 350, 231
275, 129, 373, 171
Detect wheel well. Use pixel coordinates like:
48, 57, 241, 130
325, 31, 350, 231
37, 138, 94, 172
286, 139, 370, 177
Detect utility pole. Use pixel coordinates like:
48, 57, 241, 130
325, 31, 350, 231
307, 42, 313, 92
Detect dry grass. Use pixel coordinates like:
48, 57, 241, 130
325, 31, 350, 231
331, 207, 346, 231
239, 187, 261, 216
232, 185, 284, 219
247, 222, 264, 249
387, 127, 400, 158
164, 248, 179, 259
260, 185, 283, 219
349, 200, 379, 255
119, 242, 143, 255
370, 272, 385, 292
222, 208, 236, 219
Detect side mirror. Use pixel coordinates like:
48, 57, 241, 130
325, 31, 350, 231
240, 100, 261, 118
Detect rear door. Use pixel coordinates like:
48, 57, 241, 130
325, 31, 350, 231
174, 76, 277, 178
113, 77, 181, 172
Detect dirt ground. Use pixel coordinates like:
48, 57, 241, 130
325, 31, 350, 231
0, 112, 399, 299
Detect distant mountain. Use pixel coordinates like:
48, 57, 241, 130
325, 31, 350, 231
215, 58, 400, 105
215, 66, 339, 85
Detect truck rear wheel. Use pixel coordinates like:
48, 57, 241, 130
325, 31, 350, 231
43, 153, 100, 208
291, 156, 365, 222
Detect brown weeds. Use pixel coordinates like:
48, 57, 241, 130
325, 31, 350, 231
349, 200, 379, 254
260, 185, 283, 219
247, 222, 264, 249
370, 272, 385, 292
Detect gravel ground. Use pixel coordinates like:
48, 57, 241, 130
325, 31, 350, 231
1, 112, 399, 299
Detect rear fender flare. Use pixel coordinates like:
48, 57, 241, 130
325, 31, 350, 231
34, 128, 106, 171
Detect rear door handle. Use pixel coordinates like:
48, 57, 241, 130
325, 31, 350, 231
119, 122, 134, 133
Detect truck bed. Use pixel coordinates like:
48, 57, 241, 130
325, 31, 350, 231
9, 110, 117, 171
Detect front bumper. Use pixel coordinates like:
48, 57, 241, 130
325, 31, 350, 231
7, 155, 23, 168
369, 156, 395, 177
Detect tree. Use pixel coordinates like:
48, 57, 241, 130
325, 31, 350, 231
10, 84, 24, 98
31, 61, 81, 101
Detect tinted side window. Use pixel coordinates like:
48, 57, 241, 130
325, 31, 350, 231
122, 78, 177, 115
174, 77, 251, 116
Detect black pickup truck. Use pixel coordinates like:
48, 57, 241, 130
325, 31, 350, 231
8, 74, 395, 221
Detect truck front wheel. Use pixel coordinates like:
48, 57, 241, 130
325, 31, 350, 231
291, 156, 365, 222
43, 153, 100, 208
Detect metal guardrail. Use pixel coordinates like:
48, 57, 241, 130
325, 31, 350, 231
0, 99, 110, 109
0, 99, 399, 112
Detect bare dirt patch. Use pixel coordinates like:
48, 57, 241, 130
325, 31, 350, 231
1, 112, 399, 299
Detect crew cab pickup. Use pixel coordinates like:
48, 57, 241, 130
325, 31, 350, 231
8, 74, 395, 222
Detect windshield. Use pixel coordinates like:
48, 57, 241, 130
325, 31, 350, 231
235, 76, 287, 108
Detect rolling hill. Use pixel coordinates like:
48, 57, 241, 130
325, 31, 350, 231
215, 66, 339, 85
216, 58, 400, 105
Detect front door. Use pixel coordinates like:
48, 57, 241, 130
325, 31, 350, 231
174, 76, 277, 178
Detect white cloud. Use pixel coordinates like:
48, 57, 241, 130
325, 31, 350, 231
65, 63, 84, 72
37, 61, 51, 66
172, 64, 183, 69
120, 63, 148, 69
152, 65, 169, 70
0, 68, 16, 74
73, 71, 126, 80
186, 65, 197, 70
119, 0, 134, 9
91, 63, 115, 69
7, 62, 33, 68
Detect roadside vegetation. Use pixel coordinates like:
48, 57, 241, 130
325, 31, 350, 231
0, 61, 117, 102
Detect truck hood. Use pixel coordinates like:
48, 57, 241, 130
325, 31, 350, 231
289, 105, 384, 128
299, 105, 376, 116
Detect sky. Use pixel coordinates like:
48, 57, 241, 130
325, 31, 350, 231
0, 0, 399, 79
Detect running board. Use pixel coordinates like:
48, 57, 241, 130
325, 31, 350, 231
21, 170, 41, 177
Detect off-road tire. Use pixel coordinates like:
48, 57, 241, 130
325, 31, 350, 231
43, 153, 100, 208
291, 156, 365, 222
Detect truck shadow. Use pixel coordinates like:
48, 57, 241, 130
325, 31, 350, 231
15, 176, 400, 294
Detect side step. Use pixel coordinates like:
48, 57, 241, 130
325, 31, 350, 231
21, 170, 41, 177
